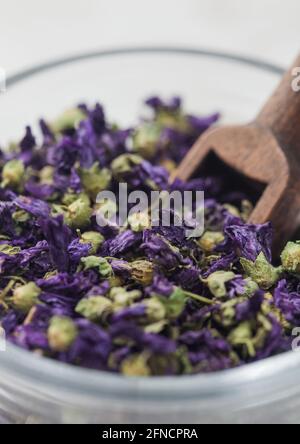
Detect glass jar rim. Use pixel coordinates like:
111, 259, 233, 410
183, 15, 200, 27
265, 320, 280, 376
7, 45, 284, 88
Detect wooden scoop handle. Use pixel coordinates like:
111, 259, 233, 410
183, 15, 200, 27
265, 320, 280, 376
257, 54, 300, 158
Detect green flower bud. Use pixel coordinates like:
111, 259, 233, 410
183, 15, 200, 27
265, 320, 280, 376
144, 320, 167, 334
130, 260, 154, 285
65, 197, 92, 229
2, 159, 25, 188
240, 277, 259, 297
12, 209, 30, 224
62, 192, 90, 207
51, 108, 86, 133
48, 316, 78, 352
127, 212, 150, 232
215, 299, 240, 327
12, 282, 41, 313
96, 258, 112, 278
0, 244, 21, 256
0, 235, 10, 241
81, 256, 112, 278
281, 241, 300, 273
198, 231, 225, 253
241, 200, 253, 221
157, 110, 189, 132
262, 295, 290, 330
159, 158, 177, 174
80, 231, 104, 254
109, 275, 124, 288
79, 163, 112, 200
121, 353, 150, 377
51, 203, 66, 219
132, 122, 161, 159
157, 288, 186, 320
7, 142, 18, 153
111, 154, 143, 182
205, 271, 236, 298
240, 252, 282, 290
144, 297, 166, 322
43, 270, 58, 280
75, 296, 112, 322
228, 321, 256, 357
81, 256, 102, 270
223, 204, 240, 218
39, 166, 54, 185
254, 313, 273, 349
110, 287, 142, 309
175, 346, 194, 374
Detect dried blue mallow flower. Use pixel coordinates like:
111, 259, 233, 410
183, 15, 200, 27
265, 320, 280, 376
47, 316, 78, 352
144, 297, 167, 322
281, 241, 300, 273
75, 296, 113, 322
79, 231, 104, 254
62, 192, 90, 207
198, 231, 225, 253
228, 312, 274, 359
240, 252, 282, 290
204, 271, 236, 298
64, 197, 93, 229
127, 212, 150, 232
109, 287, 142, 310
130, 260, 154, 285
12, 282, 41, 313
111, 154, 143, 182
50, 107, 86, 133
240, 200, 254, 221
108, 274, 124, 289
121, 353, 151, 377
0, 244, 21, 255
227, 321, 256, 357
157, 289, 186, 320
79, 163, 112, 200
80, 256, 112, 278
1, 159, 25, 188
240, 278, 259, 298
157, 287, 212, 320
132, 122, 162, 159
39, 166, 55, 184
12, 209, 31, 224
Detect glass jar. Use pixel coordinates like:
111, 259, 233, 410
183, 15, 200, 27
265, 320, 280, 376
1, 47, 298, 424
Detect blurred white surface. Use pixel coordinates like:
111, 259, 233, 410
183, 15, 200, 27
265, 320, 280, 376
0, 0, 299, 74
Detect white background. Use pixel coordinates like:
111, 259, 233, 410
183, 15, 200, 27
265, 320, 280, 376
0, 0, 300, 74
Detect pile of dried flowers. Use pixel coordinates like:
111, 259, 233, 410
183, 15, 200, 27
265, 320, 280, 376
0, 97, 298, 376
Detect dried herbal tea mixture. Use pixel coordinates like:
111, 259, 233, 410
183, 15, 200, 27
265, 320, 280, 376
0, 97, 298, 376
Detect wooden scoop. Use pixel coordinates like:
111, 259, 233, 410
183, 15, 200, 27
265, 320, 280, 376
173, 54, 300, 253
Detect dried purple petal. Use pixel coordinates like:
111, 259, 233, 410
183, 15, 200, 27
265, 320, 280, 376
20, 126, 36, 152
38, 216, 71, 272
104, 230, 142, 257
223, 222, 273, 262
15, 196, 50, 218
